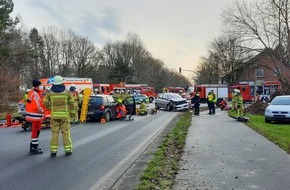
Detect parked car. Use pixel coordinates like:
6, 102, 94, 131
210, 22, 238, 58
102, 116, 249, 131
87, 94, 136, 122
155, 92, 189, 111
264, 95, 290, 123
133, 94, 149, 104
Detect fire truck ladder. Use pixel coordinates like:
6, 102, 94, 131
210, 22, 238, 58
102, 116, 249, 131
79, 88, 91, 123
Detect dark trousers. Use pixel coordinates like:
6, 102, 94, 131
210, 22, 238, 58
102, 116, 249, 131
194, 106, 200, 115
208, 102, 215, 114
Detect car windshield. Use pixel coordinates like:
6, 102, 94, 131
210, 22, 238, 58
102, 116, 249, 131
89, 97, 103, 105
167, 93, 182, 99
271, 96, 290, 105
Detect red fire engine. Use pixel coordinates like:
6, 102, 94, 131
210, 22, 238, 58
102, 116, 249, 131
229, 81, 281, 102
125, 84, 157, 103
194, 84, 229, 103
162, 86, 186, 93
93, 82, 157, 103
93, 83, 111, 95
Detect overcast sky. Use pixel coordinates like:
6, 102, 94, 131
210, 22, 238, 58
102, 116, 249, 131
11, 0, 235, 79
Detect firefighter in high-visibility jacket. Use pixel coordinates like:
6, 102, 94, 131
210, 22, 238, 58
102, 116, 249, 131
69, 85, 80, 123
23, 89, 30, 108
136, 99, 147, 115
44, 75, 75, 157
231, 89, 238, 111
207, 92, 214, 115
26, 79, 45, 155
235, 89, 244, 117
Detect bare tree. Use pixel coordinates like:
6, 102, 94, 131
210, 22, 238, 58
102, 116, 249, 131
222, 0, 290, 91
208, 35, 251, 84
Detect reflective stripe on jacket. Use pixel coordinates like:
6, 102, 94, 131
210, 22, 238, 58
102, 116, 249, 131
26, 89, 44, 121
44, 90, 75, 119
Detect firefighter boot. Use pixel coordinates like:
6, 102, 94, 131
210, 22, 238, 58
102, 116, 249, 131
29, 143, 43, 155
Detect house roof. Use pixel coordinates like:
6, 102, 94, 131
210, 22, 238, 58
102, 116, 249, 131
247, 48, 290, 67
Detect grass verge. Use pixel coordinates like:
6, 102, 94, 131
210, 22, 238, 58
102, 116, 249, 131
137, 110, 192, 190
228, 110, 290, 153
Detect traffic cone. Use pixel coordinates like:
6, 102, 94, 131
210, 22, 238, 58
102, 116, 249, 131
100, 118, 106, 123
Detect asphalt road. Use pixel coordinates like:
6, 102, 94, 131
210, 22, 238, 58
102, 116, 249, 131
0, 106, 178, 190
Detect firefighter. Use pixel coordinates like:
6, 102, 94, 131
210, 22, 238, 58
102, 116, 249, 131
78, 90, 84, 119
116, 99, 127, 118
235, 89, 244, 117
23, 89, 30, 107
220, 98, 228, 110
94, 88, 99, 95
191, 93, 200, 116
136, 99, 147, 115
211, 90, 217, 114
207, 92, 214, 115
231, 89, 238, 111
26, 79, 44, 155
69, 85, 80, 124
44, 75, 75, 157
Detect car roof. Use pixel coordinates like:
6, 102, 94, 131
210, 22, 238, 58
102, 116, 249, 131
135, 94, 147, 96
275, 95, 290, 97
90, 94, 113, 98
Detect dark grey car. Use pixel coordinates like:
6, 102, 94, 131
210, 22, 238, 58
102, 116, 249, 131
87, 94, 136, 121
155, 93, 189, 111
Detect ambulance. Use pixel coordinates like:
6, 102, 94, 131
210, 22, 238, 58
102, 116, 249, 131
40, 77, 94, 93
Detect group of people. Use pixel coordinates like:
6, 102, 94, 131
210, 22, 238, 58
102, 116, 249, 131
190, 90, 216, 116
25, 76, 76, 157
190, 90, 231, 115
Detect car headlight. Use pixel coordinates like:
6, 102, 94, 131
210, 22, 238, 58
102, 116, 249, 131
265, 108, 271, 114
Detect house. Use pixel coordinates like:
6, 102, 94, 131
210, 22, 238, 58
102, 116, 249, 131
235, 48, 290, 86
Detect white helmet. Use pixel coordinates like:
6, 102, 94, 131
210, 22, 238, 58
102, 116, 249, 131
53, 75, 63, 85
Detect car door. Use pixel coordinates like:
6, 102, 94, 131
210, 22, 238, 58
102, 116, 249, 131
160, 93, 168, 108
106, 96, 117, 118
123, 96, 136, 115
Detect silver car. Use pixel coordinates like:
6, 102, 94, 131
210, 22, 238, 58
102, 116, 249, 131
264, 95, 290, 123
155, 93, 189, 111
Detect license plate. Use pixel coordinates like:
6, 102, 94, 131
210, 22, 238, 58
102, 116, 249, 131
88, 112, 94, 114
274, 115, 285, 118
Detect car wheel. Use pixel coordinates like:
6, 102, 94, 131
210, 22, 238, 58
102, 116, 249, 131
166, 103, 172, 111
149, 97, 154, 103
265, 118, 271, 123
105, 111, 111, 122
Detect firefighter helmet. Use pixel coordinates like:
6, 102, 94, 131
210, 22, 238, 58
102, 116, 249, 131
53, 75, 64, 85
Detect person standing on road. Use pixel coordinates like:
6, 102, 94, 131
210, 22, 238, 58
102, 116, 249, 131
191, 92, 200, 116
69, 85, 80, 124
211, 90, 217, 115
26, 79, 44, 155
207, 92, 214, 115
44, 75, 75, 157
